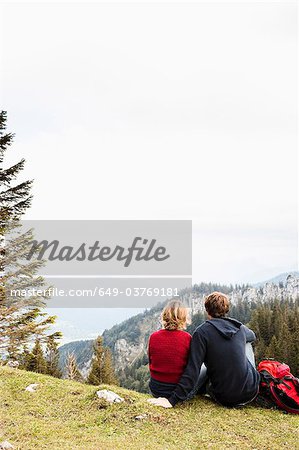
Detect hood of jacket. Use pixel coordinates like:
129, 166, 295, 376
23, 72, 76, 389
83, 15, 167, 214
206, 317, 243, 339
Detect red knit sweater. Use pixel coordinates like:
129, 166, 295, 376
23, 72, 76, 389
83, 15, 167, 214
148, 329, 192, 383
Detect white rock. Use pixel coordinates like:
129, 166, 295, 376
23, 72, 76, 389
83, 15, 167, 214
229, 274, 299, 306
135, 414, 147, 420
285, 274, 299, 300
7, 361, 19, 369
25, 383, 38, 392
96, 389, 124, 403
0, 441, 14, 449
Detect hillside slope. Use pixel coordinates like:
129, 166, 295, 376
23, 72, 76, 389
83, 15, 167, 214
0, 367, 298, 450
59, 304, 163, 378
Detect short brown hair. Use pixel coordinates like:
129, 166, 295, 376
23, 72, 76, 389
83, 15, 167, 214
161, 300, 189, 330
204, 292, 229, 318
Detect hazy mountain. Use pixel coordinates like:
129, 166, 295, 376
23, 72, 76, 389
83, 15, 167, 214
253, 271, 299, 288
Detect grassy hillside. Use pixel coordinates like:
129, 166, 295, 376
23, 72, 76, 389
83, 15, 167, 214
0, 367, 298, 450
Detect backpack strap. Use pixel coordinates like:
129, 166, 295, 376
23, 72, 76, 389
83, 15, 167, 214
260, 370, 294, 389
269, 385, 299, 415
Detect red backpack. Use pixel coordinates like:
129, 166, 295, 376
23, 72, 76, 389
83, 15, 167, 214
257, 360, 299, 414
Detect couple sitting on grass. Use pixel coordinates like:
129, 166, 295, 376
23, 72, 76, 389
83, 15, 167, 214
148, 292, 260, 408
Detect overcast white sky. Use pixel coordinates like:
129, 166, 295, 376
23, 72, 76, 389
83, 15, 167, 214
0, 1, 297, 340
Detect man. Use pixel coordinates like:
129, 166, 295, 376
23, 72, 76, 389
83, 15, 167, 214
148, 292, 260, 408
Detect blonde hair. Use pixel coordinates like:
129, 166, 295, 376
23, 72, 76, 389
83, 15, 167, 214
161, 300, 189, 330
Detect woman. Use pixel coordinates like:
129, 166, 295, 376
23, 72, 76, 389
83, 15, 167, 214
148, 300, 191, 398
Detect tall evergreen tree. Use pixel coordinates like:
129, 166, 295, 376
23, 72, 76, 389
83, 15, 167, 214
45, 333, 62, 378
288, 312, 299, 372
101, 347, 118, 385
0, 111, 61, 358
87, 336, 118, 385
31, 338, 47, 374
0, 111, 32, 221
277, 321, 291, 362
267, 335, 280, 360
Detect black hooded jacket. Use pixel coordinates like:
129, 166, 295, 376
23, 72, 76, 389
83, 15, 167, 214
168, 318, 260, 407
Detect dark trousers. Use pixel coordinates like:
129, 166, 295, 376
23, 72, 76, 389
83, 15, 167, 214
149, 364, 208, 399
149, 377, 178, 399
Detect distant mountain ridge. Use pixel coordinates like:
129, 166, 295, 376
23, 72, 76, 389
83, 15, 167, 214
253, 271, 299, 288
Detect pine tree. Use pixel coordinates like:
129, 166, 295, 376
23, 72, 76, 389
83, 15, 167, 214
19, 345, 33, 370
266, 335, 280, 360
45, 333, 62, 378
101, 347, 119, 385
270, 300, 283, 342
277, 320, 291, 363
31, 339, 47, 374
254, 337, 266, 363
66, 352, 83, 382
288, 311, 299, 374
87, 336, 118, 385
87, 337, 105, 385
0, 111, 32, 221
0, 111, 61, 358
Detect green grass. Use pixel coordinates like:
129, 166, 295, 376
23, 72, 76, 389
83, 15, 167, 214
0, 366, 298, 450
